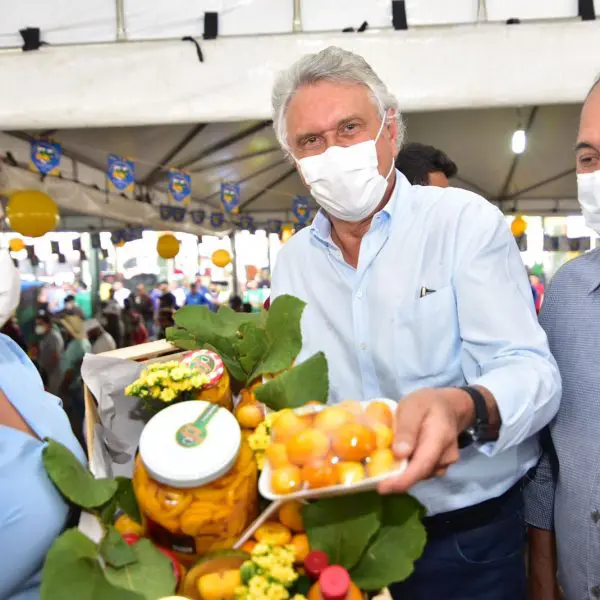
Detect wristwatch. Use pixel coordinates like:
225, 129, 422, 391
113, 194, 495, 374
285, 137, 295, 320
457, 386, 492, 449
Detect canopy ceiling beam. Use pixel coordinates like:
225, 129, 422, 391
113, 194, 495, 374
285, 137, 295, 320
176, 120, 272, 170
193, 158, 288, 206
239, 167, 297, 211
501, 167, 576, 201
191, 147, 282, 174
142, 123, 207, 185
496, 106, 539, 202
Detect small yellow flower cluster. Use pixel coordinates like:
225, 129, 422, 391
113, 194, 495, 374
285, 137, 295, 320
248, 412, 278, 470
124, 360, 209, 405
235, 542, 306, 600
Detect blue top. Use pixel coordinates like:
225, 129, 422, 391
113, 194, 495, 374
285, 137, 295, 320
524, 249, 600, 600
0, 334, 86, 600
271, 171, 561, 516
185, 289, 210, 306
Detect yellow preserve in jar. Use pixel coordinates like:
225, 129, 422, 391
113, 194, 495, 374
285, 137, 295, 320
182, 349, 232, 411
133, 400, 258, 566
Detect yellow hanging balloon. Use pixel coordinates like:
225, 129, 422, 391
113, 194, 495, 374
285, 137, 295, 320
511, 215, 527, 238
157, 234, 180, 259
9, 238, 25, 252
7, 190, 59, 238
212, 249, 232, 268
280, 223, 294, 244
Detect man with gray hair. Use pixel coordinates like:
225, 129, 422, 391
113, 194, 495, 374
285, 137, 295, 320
525, 75, 600, 600
270, 46, 561, 599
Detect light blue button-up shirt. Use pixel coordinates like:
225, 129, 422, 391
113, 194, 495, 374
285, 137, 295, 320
271, 171, 561, 515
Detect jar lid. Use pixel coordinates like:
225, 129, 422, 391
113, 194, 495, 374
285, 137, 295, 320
139, 400, 241, 489
181, 349, 225, 388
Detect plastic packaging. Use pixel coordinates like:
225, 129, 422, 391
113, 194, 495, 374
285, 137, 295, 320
133, 401, 258, 565
259, 399, 407, 501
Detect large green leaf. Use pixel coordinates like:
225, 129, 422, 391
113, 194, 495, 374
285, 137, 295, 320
304, 493, 381, 570
105, 539, 176, 600
254, 352, 328, 410
250, 295, 306, 380
41, 529, 142, 600
115, 477, 142, 524
100, 526, 138, 569
43, 439, 118, 509
165, 326, 198, 351
350, 495, 427, 590
236, 322, 269, 375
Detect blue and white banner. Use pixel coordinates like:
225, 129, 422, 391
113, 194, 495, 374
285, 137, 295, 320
107, 154, 136, 193
210, 212, 225, 228
267, 219, 282, 235
239, 214, 254, 232
292, 196, 311, 225
168, 170, 192, 205
220, 183, 240, 214
30, 140, 61, 176
159, 204, 187, 223
190, 209, 206, 226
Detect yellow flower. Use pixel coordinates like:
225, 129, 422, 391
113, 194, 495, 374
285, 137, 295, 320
160, 388, 177, 403
151, 386, 162, 398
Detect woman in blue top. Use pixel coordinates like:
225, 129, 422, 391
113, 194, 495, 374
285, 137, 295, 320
0, 249, 86, 599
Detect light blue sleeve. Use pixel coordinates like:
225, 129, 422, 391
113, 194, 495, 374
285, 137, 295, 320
452, 202, 562, 456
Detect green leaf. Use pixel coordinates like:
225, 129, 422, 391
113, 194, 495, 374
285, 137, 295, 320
115, 477, 142, 524
250, 295, 306, 380
350, 495, 427, 590
105, 538, 177, 600
204, 343, 247, 382
165, 326, 198, 350
254, 352, 329, 411
100, 526, 138, 568
304, 492, 381, 570
236, 322, 269, 375
43, 439, 118, 509
99, 497, 118, 527
41, 529, 142, 600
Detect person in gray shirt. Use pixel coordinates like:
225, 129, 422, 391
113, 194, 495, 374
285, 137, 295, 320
35, 311, 64, 395
525, 74, 600, 600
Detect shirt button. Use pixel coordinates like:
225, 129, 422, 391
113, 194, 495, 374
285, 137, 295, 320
592, 511, 600, 523
356, 290, 363, 299
360, 343, 367, 351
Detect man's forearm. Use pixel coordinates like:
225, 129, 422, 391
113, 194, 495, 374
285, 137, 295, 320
528, 526, 561, 600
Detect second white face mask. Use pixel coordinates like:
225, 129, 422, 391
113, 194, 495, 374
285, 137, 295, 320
577, 170, 600, 234
297, 115, 394, 222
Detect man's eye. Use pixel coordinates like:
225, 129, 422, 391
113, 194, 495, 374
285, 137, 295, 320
303, 136, 318, 146
343, 123, 357, 133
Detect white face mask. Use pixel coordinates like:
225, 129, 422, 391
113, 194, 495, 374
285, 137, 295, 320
0, 249, 20, 328
577, 170, 600, 234
296, 114, 395, 222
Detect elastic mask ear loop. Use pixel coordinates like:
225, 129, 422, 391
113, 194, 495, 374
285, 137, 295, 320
375, 108, 395, 180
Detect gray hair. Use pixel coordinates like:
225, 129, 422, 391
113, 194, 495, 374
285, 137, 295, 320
272, 46, 406, 155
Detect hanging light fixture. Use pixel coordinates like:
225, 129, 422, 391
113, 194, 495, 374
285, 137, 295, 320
511, 129, 527, 154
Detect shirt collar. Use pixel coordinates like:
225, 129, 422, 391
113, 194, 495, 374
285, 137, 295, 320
310, 169, 408, 245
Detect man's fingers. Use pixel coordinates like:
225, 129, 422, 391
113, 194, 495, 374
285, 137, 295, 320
392, 397, 429, 459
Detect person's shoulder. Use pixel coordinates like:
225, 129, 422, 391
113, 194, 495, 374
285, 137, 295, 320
547, 248, 600, 294
274, 227, 312, 265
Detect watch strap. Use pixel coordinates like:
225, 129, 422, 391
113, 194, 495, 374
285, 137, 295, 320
457, 386, 490, 448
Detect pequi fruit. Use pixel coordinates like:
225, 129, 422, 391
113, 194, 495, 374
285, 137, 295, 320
265, 443, 290, 469
366, 448, 396, 477
331, 423, 376, 462
271, 465, 302, 495
335, 461, 365, 485
365, 401, 394, 428
372, 423, 393, 450
286, 428, 330, 467
313, 406, 352, 434
181, 550, 249, 600
114, 514, 145, 537
234, 402, 264, 429
271, 409, 306, 443
197, 569, 241, 600
254, 522, 292, 546
278, 501, 304, 533
301, 460, 337, 490
291, 533, 310, 563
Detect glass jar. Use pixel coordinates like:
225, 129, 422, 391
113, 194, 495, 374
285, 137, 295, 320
182, 349, 233, 411
133, 400, 258, 566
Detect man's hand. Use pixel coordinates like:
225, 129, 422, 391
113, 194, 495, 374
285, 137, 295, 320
377, 388, 474, 494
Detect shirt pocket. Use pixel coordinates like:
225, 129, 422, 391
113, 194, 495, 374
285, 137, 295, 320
393, 285, 460, 383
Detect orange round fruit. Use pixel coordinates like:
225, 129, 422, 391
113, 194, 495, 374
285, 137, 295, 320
337, 400, 363, 417
366, 448, 395, 478
314, 406, 353, 434
255, 522, 292, 546
286, 428, 330, 466
291, 533, 310, 563
241, 540, 256, 553
278, 501, 304, 533
271, 409, 306, 443
234, 402, 264, 429
331, 423, 376, 462
372, 423, 393, 450
335, 461, 365, 485
301, 460, 337, 489
265, 443, 290, 469
271, 465, 302, 495
365, 401, 394, 428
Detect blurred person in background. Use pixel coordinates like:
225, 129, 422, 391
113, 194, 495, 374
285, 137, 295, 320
100, 289, 124, 348
186, 282, 210, 306
35, 311, 63, 394
61, 294, 85, 320
395, 142, 458, 188
229, 295, 243, 313
158, 282, 178, 310
243, 302, 253, 313
171, 280, 187, 309
1, 314, 27, 353
111, 281, 131, 308
156, 308, 175, 340
129, 311, 148, 346
0, 249, 85, 600
58, 314, 91, 444
85, 318, 116, 354
132, 284, 154, 335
